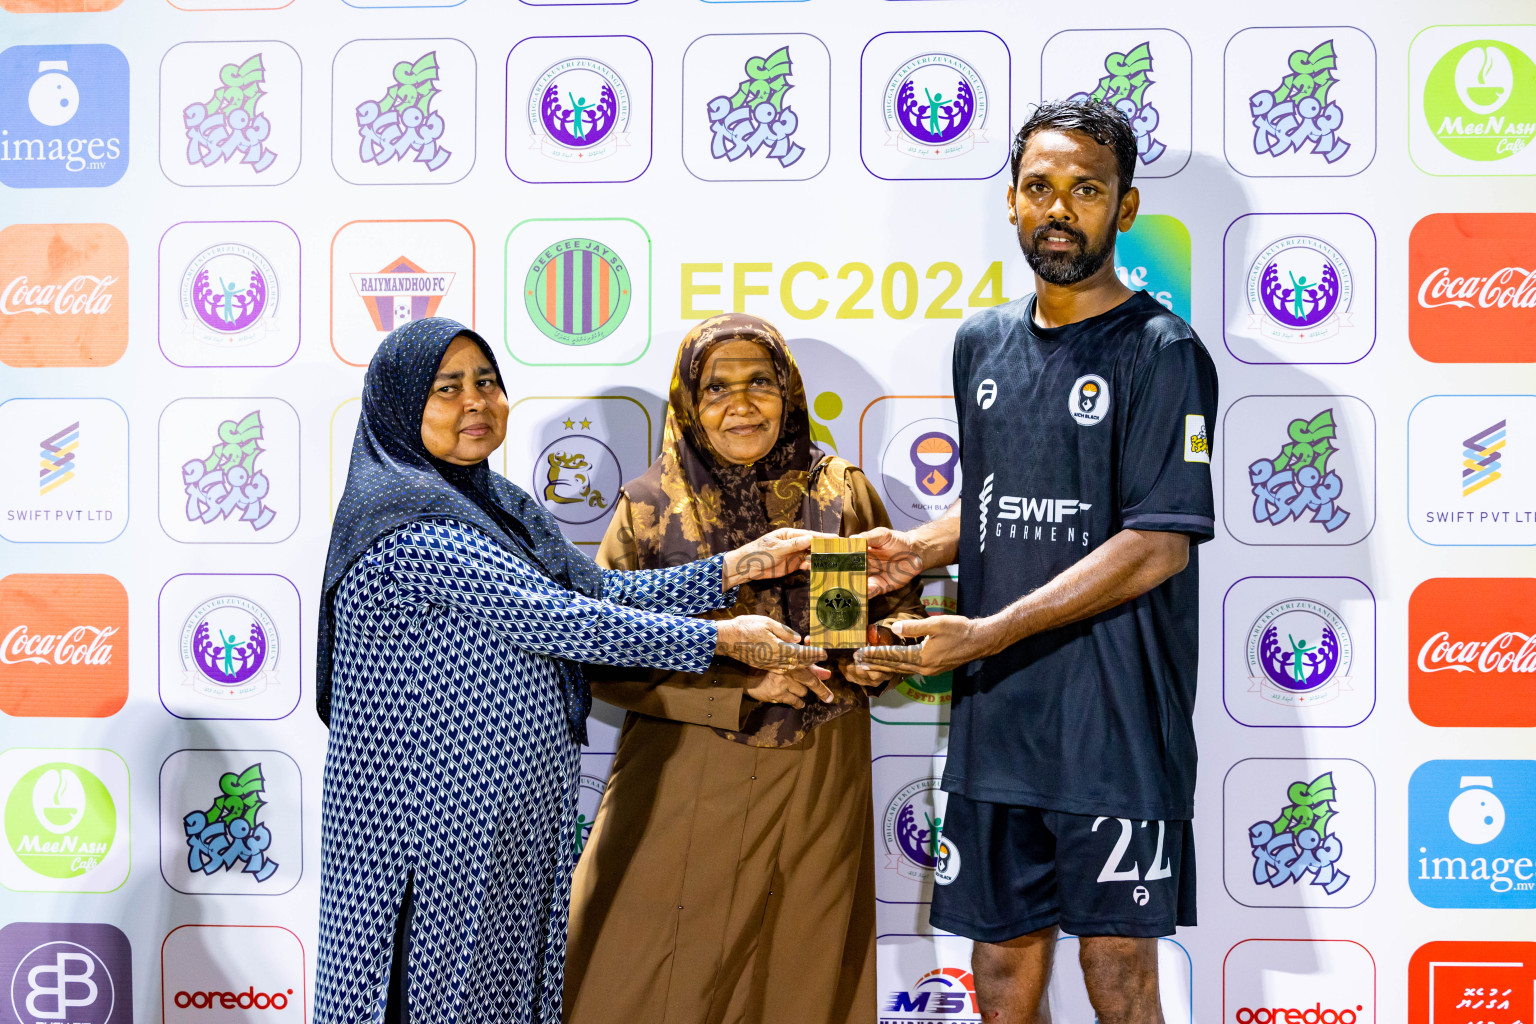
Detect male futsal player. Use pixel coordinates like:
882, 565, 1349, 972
857, 100, 1218, 1024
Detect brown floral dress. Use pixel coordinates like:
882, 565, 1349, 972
564, 315, 923, 1024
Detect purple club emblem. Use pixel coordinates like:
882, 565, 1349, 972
180, 243, 279, 347
1245, 599, 1352, 707
881, 777, 946, 881
883, 53, 989, 160
542, 82, 617, 148
1258, 620, 1340, 692
528, 58, 632, 164
896, 76, 975, 144
1246, 236, 1354, 343
179, 596, 280, 699
895, 799, 941, 869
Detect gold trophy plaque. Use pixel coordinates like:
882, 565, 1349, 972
808, 536, 867, 649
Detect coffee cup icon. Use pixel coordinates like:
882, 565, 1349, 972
1455, 45, 1513, 116
28, 60, 80, 128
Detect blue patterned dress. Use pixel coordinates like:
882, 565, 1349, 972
315, 519, 732, 1024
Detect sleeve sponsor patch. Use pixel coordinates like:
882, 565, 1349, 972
1184, 414, 1210, 463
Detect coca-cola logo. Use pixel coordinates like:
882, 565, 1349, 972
0, 225, 127, 368
1409, 213, 1536, 362
0, 274, 117, 316
173, 987, 293, 1011
1, 625, 116, 666
1417, 265, 1536, 309
1410, 578, 1536, 727
1234, 1006, 1362, 1024
1417, 630, 1536, 674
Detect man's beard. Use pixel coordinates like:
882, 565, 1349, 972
1019, 219, 1116, 286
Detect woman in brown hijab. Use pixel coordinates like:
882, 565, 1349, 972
564, 314, 923, 1024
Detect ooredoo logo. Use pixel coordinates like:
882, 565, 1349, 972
0, 574, 127, 718
1410, 578, 1536, 727
1224, 939, 1374, 1024
0, 224, 128, 368
1409, 940, 1536, 1024
1410, 214, 1536, 362
162, 925, 304, 1022
0, 921, 132, 1024
172, 987, 294, 1011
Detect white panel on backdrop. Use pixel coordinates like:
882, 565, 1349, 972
157, 398, 300, 545
158, 574, 302, 721
158, 749, 302, 896
1040, 28, 1192, 178
859, 396, 961, 530
1222, 395, 1376, 546
502, 395, 653, 545
330, 39, 476, 185
876, 932, 979, 1022
1048, 937, 1192, 1023
158, 221, 301, 368
858, 31, 1010, 182
0, 398, 127, 544
1222, 576, 1376, 729
330, 398, 360, 520
874, 753, 947, 907
1408, 395, 1536, 545
1222, 757, 1376, 909
1408, 26, 1536, 177
1223, 27, 1377, 178
506, 36, 654, 185
681, 34, 830, 182
504, 218, 650, 367
1223, 939, 1375, 1024
329, 218, 476, 367
159, 43, 301, 187
0, 747, 130, 894
161, 924, 305, 1022
1222, 212, 1376, 365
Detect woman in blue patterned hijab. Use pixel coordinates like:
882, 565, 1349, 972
314, 318, 822, 1024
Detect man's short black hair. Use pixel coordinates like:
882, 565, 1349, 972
1010, 100, 1138, 197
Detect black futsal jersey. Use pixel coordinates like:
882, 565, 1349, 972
945, 290, 1217, 822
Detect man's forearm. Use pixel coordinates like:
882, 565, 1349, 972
977, 529, 1189, 656
912, 498, 962, 570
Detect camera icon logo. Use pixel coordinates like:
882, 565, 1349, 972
28, 60, 78, 128
1448, 775, 1506, 846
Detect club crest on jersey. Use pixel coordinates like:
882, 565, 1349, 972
1069, 373, 1110, 426
932, 834, 960, 885
1185, 414, 1210, 463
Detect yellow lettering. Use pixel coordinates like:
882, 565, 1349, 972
680, 263, 724, 319
781, 261, 828, 319
732, 262, 773, 312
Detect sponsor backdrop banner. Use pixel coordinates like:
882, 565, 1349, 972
0, 1, 1533, 1022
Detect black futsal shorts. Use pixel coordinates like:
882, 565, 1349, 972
927, 794, 1197, 941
